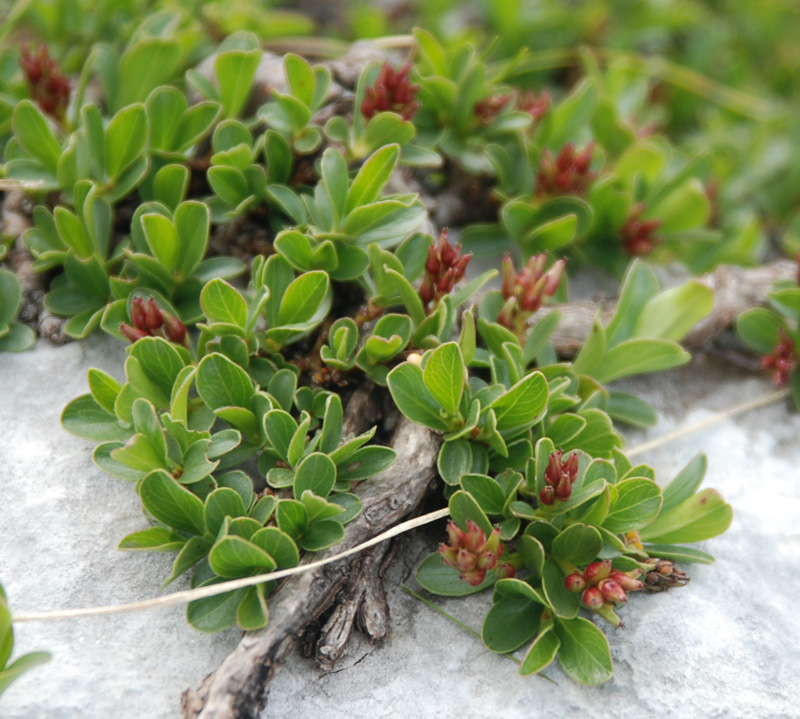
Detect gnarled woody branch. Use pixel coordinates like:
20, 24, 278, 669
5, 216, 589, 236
181, 399, 441, 719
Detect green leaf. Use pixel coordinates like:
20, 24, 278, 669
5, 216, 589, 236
488, 370, 548, 432
299, 519, 345, 552
294, 452, 336, 498
605, 260, 659, 348
572, 318, 606, 376
0, 323, 35, 352
105, 104, 148, 180
384, 267, 426, 327
119, 527, 185, 552
187, 583, 246, 633
482, 593, 540, 653
423, 342, 464, 416
551, 524, 603, 566
449, 490, 493, 538
209, 535, 277, 577
61, 394, 131, 442
13, 100, 61, 173
415, 551, 496, 596
736, 308, 783, 354
140, 469, 205, 534
284, 53, 315, 106
519, 626, 560, 676
204, 487, 248, 536
196, 353, 254, 410
251, 527, 300, 568
554, 616, 614, 685
437, 439, 474, 486
633, 282, 713, 342
336, 446, 396, 482
215, 46, 261, 118
141, 213, 179, 274
460, 474, 506, 516
640, 543, 716, 565
237, 584, 269, 631
661, 453, 708, 514
606, 391, 657, 427
345, 144, 399, 213
119, 38, 182, 107
592, 339, 690, 384
161, 536, 211, 589
0, 651, 52, 696
387, 362, 451, 431
639, 488, 733, 544
603, 478, 662, 533
278, 271, 330, 326
276, 499, 309, 540
542, 558, 580, 618
201, 279, 247, 327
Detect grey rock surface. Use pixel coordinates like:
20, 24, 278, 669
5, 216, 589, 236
2, 340, 799, 719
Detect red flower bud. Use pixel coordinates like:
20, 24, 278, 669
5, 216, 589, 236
162, 312, 187, 344
582, 587, 604, 609
545, 451, 563, 486
610, 570, 644, 592
439, 238, 457, 267
598, 578, 628, 604
496, 563, 516, 580
539, 485, 555, 506
463, 520, 486, 553
555, 475, 572, 501
419, 278, 435, 305
145, 297, 164, 330
584, 560, 612, 585
130, 296, 148, 332
565, 573, 587, 593
456, 547, 477, 571
425, 245, 441, 277
476, 551, 498, 570
501, 254, 517, 300
120, 322, 149, 343
461, 568, 487, 586
452, 253, 472, 280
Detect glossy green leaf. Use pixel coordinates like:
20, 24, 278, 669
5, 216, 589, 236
196, 353, 254, 410
140, 469, 205, 534
387, 362, 451, 431
13, 100, 61, 173
105, 104, 148, 180
423, 342, 464, 416
554, 616, 614, 685
592, 339, 690, 384
603, 478, 662, 533
209, 535, 276, 577
639, 488, 733, 544
551, 524, 603, 566
519, 626, 560, 676
488, 371, 548, 432
449, 490, 493, 538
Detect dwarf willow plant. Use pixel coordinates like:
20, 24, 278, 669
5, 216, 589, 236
0, 17, 744, 688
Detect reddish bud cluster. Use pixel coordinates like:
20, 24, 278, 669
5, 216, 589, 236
621, 203, 663, 256
361, 62, 420, 122
641, 558, 690, 593
516, 89, 550, 122
538, 450, 579, 506
760, 329, 798, 387
120, 296, 187, 345
564, 559, 644, 626
419, 229, 472, 311
536, 143, 596, 196
20, 45, 70, 121
439, 520, 515, 587
497, 253, 565, 331
473, 93, 512, 124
